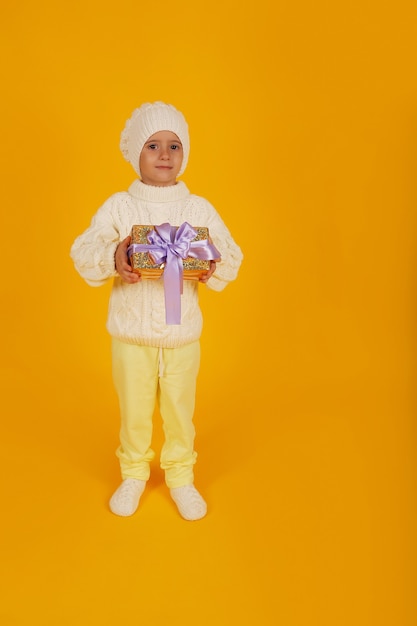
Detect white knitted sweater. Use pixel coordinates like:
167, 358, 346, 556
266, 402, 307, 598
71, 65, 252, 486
70, 180, 243, 348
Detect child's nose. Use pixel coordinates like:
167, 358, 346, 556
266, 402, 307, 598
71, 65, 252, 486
160, 146, 170, 159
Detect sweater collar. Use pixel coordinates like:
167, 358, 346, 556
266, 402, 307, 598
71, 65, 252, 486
128, 179, 190, 202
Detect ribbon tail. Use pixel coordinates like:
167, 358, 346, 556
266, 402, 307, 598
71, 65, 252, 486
163, 251, 184, 325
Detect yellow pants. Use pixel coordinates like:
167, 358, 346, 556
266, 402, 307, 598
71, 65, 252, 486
111, 338, 200, 488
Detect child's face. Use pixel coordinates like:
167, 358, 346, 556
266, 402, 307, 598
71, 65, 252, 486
139, 131, 183, 186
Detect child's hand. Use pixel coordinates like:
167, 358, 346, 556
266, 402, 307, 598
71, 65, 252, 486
115, 236, 141, 283
199, 259, 220, 283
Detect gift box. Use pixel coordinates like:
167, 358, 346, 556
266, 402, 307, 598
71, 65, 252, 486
127, 222, 221, 325
128, 223, 217, 280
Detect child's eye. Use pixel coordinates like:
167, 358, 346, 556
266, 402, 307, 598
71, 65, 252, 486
148, 144, 158, 150
170, 144, 181, 150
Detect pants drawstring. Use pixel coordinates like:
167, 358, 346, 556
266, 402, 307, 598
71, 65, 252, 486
158, 347, 165, 378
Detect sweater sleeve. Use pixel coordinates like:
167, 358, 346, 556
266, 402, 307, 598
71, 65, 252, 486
70, 195, 121, 287
203, 200, 243, 292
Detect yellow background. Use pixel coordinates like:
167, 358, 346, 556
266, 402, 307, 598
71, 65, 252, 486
1, 1, 415, 624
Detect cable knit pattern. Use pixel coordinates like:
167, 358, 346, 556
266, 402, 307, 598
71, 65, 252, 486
70, 180, 243, 348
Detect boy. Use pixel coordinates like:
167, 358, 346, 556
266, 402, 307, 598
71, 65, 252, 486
70, 102, 243, 520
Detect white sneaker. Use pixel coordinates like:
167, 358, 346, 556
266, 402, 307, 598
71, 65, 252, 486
109, 478, 146, 517
170, 485, 207, 521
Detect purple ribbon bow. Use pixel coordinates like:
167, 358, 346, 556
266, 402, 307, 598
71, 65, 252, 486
127, 222, 221, 324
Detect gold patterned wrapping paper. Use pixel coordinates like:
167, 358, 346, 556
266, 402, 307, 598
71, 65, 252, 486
129, 225, 212, 280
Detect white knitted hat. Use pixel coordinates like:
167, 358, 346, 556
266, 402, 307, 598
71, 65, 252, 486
120, 102, 190, 178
